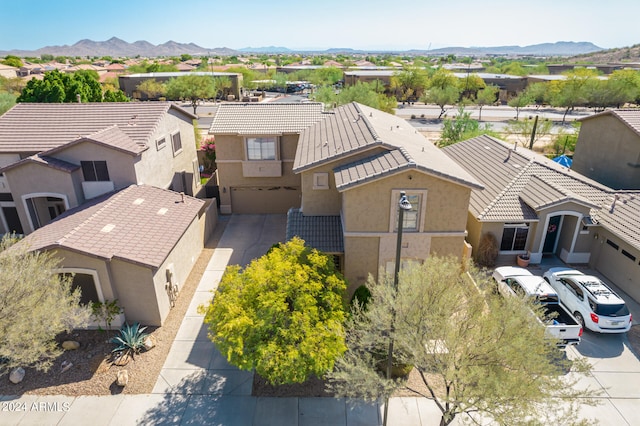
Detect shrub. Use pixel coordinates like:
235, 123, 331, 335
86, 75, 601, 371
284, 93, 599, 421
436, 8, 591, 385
476, 232, 499, 267
90, 299, 123, 334
350, 285, 372, 309
111, 323, 149, 357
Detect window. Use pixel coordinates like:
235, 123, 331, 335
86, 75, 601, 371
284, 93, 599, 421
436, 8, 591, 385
171, 132, 182, 154
606, 239, 619, 250
81, 161, 110, 182
500, 223, 529, 251
156, 137, 166, 150
313, 173, 329, 190
394, 194, 421, 231
622, 250, 636, 262
246, 137, 276, 160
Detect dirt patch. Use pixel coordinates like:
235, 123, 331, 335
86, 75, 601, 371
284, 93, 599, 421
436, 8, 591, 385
252, 374, 333, 398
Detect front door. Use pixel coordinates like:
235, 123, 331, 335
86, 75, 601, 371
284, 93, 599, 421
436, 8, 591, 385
542, 215, 561, 254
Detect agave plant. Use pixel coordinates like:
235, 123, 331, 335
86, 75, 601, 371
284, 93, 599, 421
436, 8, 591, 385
111, 322, 149, 357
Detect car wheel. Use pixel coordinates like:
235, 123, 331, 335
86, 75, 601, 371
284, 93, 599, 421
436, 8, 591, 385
574, 312, 585, 329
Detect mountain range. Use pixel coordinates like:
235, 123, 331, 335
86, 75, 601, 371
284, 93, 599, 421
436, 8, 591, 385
0, 37, 603, 58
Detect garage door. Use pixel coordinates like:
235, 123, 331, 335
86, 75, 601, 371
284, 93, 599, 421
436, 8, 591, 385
596, 238, 640, 302
230, 186, 301, 214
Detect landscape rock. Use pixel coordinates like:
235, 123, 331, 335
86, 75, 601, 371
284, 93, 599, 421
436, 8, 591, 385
116, 370, 128, 387
143, 335, 157, 351
62, 340, 80, 350
9, 367, 25, 384
60, 361, 73, 374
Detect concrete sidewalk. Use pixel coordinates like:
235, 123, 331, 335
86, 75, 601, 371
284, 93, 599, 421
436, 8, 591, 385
2, 215, 639, 425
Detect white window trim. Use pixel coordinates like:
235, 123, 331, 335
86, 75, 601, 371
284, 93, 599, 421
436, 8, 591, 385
388, 189, 428, 233
313, 172, 329, 190
171, 131, 183, 156
245, 136, 279, 161
156, 136, 167, 151
499, 222, 530, 254
21, 192, 70, 233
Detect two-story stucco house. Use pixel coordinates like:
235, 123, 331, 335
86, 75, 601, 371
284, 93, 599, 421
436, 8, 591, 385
0, 102, 213, 326
211, 102, 482, 290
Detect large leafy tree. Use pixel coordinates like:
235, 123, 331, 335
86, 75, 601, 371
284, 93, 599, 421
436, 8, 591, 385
0, 236, 90, 375
201, 237, 347, 385
421, 85, 461, 119
327, 256, 594, 426
390, 66, 429, 103
312, 81, 396, 114
548, 69, 595, 123
474, 84, 499, 121
165, 75, 217, 114
17, 69, 127, 103
136, 79, 166, 100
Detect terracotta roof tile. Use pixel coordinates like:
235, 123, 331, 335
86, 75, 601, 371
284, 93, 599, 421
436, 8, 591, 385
20, 185, 204, 268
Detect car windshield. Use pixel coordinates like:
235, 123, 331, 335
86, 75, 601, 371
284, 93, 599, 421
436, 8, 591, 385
596, 303, 629, 317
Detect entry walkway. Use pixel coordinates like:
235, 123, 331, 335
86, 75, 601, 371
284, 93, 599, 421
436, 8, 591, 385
2, 216, 640, 425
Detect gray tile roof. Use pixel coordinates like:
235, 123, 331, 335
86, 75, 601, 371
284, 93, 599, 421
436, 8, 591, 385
286, 208, 344, 253
295, 102, 482, 190
19, 185, 204, 268
334, 149, 410, 190
592, 192, 640, 251
209, 102, 325, 135
442, 135, 611, 222
46, 125, 146, 156
579, 109, 640, 137
0, 102, 195, 153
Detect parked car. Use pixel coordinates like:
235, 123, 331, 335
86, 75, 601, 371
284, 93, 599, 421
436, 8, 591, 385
543, 268, 632, 334
493, 266, 582, 347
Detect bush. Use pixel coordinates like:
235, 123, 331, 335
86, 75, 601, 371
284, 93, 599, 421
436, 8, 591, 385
350, 285, 372, 309
476, 232, 499, 267
111, 323, 149, 357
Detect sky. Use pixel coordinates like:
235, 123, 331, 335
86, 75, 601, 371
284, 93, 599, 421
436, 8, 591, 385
1, 0, 639, 52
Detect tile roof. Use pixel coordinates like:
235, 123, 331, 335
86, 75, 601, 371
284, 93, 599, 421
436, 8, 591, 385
286, 208, 344, 253
334, 149, 409, 190
0, 102, 195, 153
442, 135, 611, 222
0, 154, 80, 174
295, 102, 482, 190
579, 109, 640, 138
209, 102, 325, 135
47, 125, 146, 156
19, 185, 204, 268
592, 192, 640, 251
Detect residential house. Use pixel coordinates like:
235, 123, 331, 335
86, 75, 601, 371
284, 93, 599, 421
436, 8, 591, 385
210, 101, 482, 290
210, 102, 325, 214
19, 184, 206, 326
289, 103, 483, 290
0, 102, 213, 326
572, 109, 640, 190
442, 135, 640, 302
0, 102, 201, 235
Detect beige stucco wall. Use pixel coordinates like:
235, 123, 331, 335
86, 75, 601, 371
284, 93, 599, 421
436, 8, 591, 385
109, 258, 161, 325
136, 110, 199, 195
573, 115, 640, 190
344, 236, 380, 293
215, 133, 302, 213
4, 163, 83, 234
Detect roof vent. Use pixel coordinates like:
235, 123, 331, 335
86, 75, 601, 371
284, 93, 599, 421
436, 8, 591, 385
157, 208, 168, 215
101, 224, 115, 233
133, 198, 144, 205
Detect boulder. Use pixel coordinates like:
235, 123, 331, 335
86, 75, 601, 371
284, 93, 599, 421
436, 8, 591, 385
9, 367, 25, 384
62, 341, 80, 350
60, 361, 73, 374
116, 370, 129, 387
143, 335, 157, 351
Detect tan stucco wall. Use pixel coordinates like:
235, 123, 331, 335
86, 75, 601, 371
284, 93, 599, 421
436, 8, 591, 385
109, 258, 161, 325
136, 110, 199, 195
465, 212, 483, 252
4, 163, 83, 233
573, 115, 640, 190
215, 133, 302, 213
431, 236, 466, 258
300, 165, 341, 215
344, 236, 379, 292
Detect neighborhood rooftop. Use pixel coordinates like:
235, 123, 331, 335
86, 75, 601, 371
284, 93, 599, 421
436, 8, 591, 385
0, 102, 196, 153
19, 184, 205, 268
209, 102, 325, 135
579, 109, 640, 136
295, 102, 483, 190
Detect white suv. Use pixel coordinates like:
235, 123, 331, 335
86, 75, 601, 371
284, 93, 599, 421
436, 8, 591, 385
543, 268, 632, 333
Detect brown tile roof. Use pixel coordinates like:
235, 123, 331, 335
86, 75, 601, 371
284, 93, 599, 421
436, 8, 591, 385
296, 102, 482, 190
0, 154, 80, 174
579, 109, 640, 137
0, 102, 196, 153
442, 135, 611, 222
48, 125, 146, 156
19, 185, 204, 268
592, 192, 640, 251
209, 102, 325, 135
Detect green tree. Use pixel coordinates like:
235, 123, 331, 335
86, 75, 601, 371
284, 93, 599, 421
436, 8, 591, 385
508, 91, 533, 121
421, 85, 461, 119
17, 69, 125, 103
312, 81, 396, 114
136, 79, 166, 100
608, 69, 640, 105
327, 256, 594, 426
201, 237, 347, 385
2, 55, 23, 68
103, 89, 129, 102
0, 235, 90, 375
390, 66, 429, 103
474, 84, 499, 121
180, 54, 193, 62
165, 75, 216, 114
506, 116, 553, 149
438, 106, 497, 147
0, 92, 16, 116
548, 70, 595, 123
